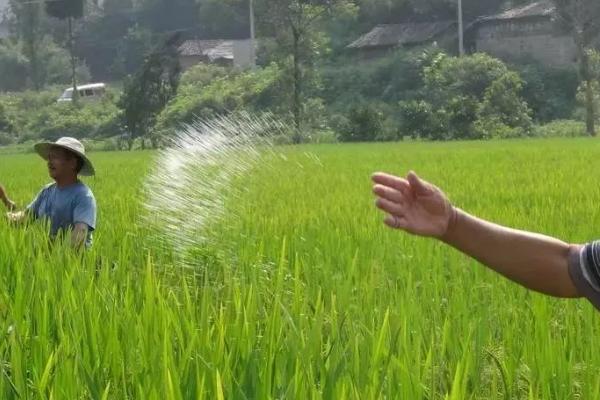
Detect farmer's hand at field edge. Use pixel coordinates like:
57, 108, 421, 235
0, 184, 8, 202
6, 211, 26, 224
0, 184, 15, 210
372, 171, 455, 239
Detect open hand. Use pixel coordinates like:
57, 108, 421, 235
372, 171, 455, 238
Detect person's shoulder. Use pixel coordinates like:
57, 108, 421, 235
74, 181, 93, 193
74, 182, 96, 200
40, 182, 56, 193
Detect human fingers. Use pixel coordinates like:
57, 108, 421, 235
383, 214, 409, 230
372, 172, 411, 195
375, 197, 405, 216
406, 171, 433, 196
372, 184, 406, 205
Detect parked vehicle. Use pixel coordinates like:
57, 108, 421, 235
58, 83, 106, 103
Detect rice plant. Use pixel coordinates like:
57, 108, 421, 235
0, 138, 599, 399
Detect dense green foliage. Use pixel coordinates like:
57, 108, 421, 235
44, 0, 83, 20
418, 52, 533, 140
1, 140, 600, 397
0, 0, 597, 144
118, 35, 182, 149
0, 49, 591, 146
0, 38, 90, 92
155, 63, 284, 135
0, 87, 120, 145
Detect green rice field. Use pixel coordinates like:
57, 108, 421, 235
1, 138, 600, 399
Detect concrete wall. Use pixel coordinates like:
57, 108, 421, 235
475, 19, 577, 67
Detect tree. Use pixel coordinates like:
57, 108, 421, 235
552, 0, 600, 136
118, 33, 182, 150
258, 0, 356, 139
135, 0, 199, 34
101, 0, 133, 14
111, 24, 154, 78
415, 52, 532, 140
10, 0, 46, 90
45, 0, 84, 103
409, 0, 522, 21
357, 0, 519, 23
197, 0, 250, 38
0, 39, 28, 91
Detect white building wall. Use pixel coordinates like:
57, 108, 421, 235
475, 19, 577, 67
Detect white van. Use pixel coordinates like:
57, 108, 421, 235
58, 83, 106, 103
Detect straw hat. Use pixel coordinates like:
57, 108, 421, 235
34, 137, 95, 176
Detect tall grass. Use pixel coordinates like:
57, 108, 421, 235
0, 138, 599, 399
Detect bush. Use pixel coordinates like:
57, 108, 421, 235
0, 132, 15, 146
574, 79, 600, 125
155, 63, 284, 137
326, 51, 536, 142
398, 100, 445, 140
23, 99, 121, 141
533, 120, 587, 138
337, 104, 383, 142
320, 46, 440, 114
179, 63, 229, 87
515, 63, 578, 122
0, 40, 28, 91
306, 129, 338, 144
477, 73, 533, 137
473, 117, 525, 139
422, 53, 532, 140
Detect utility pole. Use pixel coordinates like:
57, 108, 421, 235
249, 0, 256, 68
458, 0, 464, 56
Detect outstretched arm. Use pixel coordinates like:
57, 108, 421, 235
441, 207, 580, 298
372, 171, 581, 299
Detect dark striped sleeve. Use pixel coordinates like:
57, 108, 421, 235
568, 241, 600, 311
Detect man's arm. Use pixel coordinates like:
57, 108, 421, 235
0, 184, 16, 211
71, 223, 89, 249
0, 183, 30, 224
441, 208, 580, 298
372, 171, 582, 299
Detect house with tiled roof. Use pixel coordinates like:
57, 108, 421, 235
467, 1, 577, 67
347, 21, 458, 59
178, 39, 256, 70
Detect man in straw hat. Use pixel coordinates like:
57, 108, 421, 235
0, 137, 96, 249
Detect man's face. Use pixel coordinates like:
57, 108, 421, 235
47, 147, 77, 180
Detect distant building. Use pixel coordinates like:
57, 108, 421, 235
467, 1, 577, 67
178, 39, 256, 70
346, 21, 458, 60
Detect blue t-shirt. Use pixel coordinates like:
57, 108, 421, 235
27, 181, 97, 247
